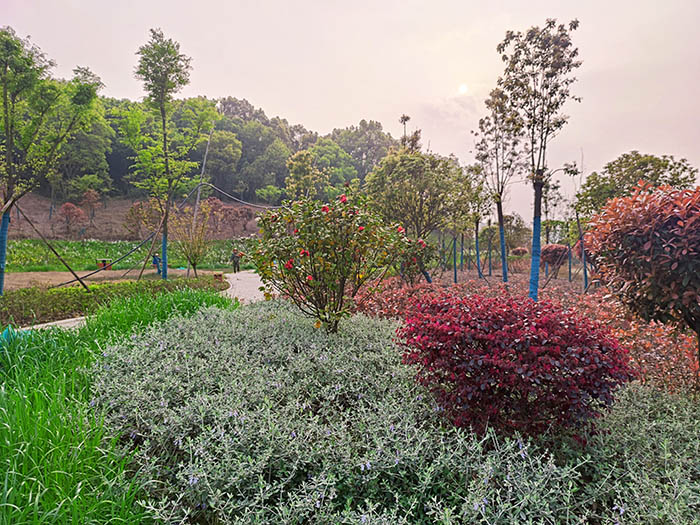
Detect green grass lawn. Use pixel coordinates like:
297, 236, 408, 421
0, 288, 237, 524
5, 239, 255, 273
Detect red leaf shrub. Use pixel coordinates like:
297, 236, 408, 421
398, 292, 635, 436
58, 202, 88, 235
540, 244, 569, 276
511, 246, 528, 256
587, 183, 700, 386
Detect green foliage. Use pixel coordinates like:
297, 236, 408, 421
284, 149, 329, 200
252, 194, 400, 331
93, 301, 700, 524
0, 275, 226, 327
0, 287, 236, 524
366, 147, 460, 238
4, 238, 241, 272
255, 184, 283, 204
575, 151, 698, 216
310, 137, 358, 185
202, 129, 242, 195
330, 119, 397, 183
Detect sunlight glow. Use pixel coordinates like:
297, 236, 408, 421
458, 83, 469, 95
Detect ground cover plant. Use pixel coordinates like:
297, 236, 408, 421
0, 287, 236, 524
4, 238, 249, 273
0, 275, 226, 327
92, 300, 700, 524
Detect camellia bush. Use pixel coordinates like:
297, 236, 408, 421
587, 183, 700, 386
540, 244, 569, 278
399, 291, 635, 436
393, 235, 435, 285
253, 193, 402, 332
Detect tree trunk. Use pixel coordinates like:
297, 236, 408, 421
452, 235, 457, 284
474, 219, 483, 278
161, 203, 169, 280
0, 211, 10, 295
496, 200, 508, 283
528, 176, 544, 301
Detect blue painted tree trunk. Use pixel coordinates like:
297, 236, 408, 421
488, 235, 492, 276
581, 238, 588, 291
475, 220, 483, 278
460, 233, 464, 271
452, 236, 457, 284
528, 179, 545, 302
161, 231, 168, 280
496, 201, 508, 283
0, 212, 10, 296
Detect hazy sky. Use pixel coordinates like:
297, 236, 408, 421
4, 0, 699, 218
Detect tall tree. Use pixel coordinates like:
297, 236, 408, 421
575, 151, 698, 217
133, 28, 194, 280
285, 150, 329, 200
330, 120, 397, 183
0, 27, 101, 293
497, 19, 582, 300
310, 137, 357, 186
365, 146, 458, 239
473, 88, 525, 282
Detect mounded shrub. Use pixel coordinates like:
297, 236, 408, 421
399, 292, 635, 436
540, 243, 569, 277
93, 301, 698, 523
511, 246, 528, 256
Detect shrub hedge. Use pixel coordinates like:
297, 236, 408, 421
94, 300, 700, 524
0, 276, 227, 327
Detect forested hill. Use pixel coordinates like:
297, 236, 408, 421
39, 95, 397, 206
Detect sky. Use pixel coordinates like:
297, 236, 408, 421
4, 0, 700, 219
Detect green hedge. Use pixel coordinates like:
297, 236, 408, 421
0, 276, 227, 327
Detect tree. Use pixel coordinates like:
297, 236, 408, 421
587, 183, 700, 387
473, 88, 525, 283
0, 27, 101, 293
285, 150, 329, 200
79, 188, 100, 226
200, 129, 242, 195
310, 137, 357, 186
365, 147, 458, 239
575, 151, 698, 216
131, 29, 214, 279
255, 184, 283, 205
497, 19, 582, 301
170, 200, 219, 277
330, 119, 397, 183
399, 114, 410, 139
58, 202, 87, 236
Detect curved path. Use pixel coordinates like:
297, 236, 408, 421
22, 270, 263, 331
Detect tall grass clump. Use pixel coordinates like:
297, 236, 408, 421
0, 288, 236, 524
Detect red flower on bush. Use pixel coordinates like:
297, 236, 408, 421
300, 249, 309, 257
284, 259, 294, 270
397, 226, 404, 233
417, 239, 426, 248
358, 226, 365, 232
321, 205, 330, 213
306, 275, 313, 282
398, 292, 635, 437
293, 228, 299, 234
338, 194, 348, 203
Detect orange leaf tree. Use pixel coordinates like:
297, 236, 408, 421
587, 183, 700, 386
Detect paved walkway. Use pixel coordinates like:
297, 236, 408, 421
22, 271, 264, 331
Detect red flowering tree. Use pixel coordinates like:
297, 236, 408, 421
399, 292, 635, 436
540, 244, 569, 278
587, 183, 700, 386
252, 193, 402, 332
58, 202, 88, 236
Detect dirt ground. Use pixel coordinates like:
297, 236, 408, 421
4, 268, 222, 291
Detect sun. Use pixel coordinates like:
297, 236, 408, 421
458, 83, 469, 95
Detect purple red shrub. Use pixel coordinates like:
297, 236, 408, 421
511, 246, 528, 256
398, 292, 635, 436
540, 244, 570, 277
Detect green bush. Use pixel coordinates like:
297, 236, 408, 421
93, 300, 700, 524
0, 275, 227, 327
252, 194, 402, 332
0, 288, 236, 524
